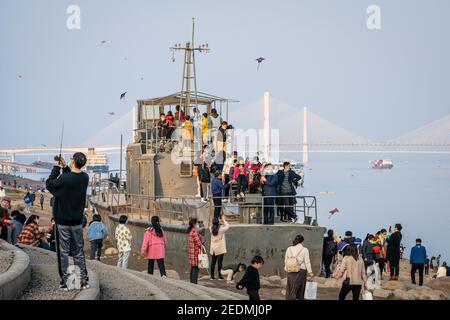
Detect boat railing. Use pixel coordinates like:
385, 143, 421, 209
94, 193, 318, 227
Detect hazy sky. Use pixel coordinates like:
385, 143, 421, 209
1, 0, 449, 147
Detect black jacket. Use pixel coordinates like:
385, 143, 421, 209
237, 265, 260, 290
46, 166, 89, 226
276, 170, 301, 195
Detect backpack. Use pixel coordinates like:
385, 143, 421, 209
285, 247, 305, 273
198, 167, 211, 183
324, 240, 337, 257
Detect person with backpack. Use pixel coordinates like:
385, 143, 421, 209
211, 171, 225, 219
209, 215, 230, 280
285, 234, 314, 300
87, 214, 108, 260
141, 216, 167, 277
46, 153, 90, 290
323, 229, 337, 278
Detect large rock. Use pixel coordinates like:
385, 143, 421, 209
373, 288, 393, 299
266, 275, 282, 284
260, 278, 273, 287
322, 278, 340, 288
392, 289, 419, 300
104, 247, 118, 256
410, 286, 447, 300
382, 281, 408, 291
314, 277, 328, 285
281, 278, 287, 287
427, 277, 450, 296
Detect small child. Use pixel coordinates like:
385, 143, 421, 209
115, 215, 132, 269
221, 262, 246, 284
236, 256, 264, 300
87, 214, 108, 260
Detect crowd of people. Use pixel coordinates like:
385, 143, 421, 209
197, 151, 303, 225
1, 149, 448, 301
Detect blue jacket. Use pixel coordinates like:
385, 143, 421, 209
262, 174, 279, 196
211, 177, 224, 196
410, 244, 427, 264
276, 170, 301, 195
87, 221, 108, 241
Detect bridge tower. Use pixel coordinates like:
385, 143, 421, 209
303, 107, 309, 165
263, 91, 270, 161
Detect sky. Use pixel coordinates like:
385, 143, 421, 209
1, 0, 450, 147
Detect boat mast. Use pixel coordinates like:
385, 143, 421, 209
170, 18, 209, 116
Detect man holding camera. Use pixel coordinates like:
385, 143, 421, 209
46, 152, 90, 290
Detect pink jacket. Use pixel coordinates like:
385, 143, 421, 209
141, 228, 167, 260
233, 162, 250, 180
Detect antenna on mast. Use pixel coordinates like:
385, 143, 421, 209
170, 18, 210, 116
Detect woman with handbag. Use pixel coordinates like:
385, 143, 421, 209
284, 234, 314, 300
187, 218, 203, 284
209, 215, 230, 280
338, 244, 367, 300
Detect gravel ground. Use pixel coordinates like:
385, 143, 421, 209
17, 247, 79, 300
0, 249, 14, 274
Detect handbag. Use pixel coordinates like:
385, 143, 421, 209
305, 281, 318, 300
362, 290, 373, 300
286, 247, 305, 273
198, 246, 210, 269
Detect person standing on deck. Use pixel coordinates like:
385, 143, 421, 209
276, 162, 301, 223
201, 113, 209, 145
211, 171, 226, 219
410, 238, 427, 286
260, 163, 279, 225
386, 223, 403, 281
46, 153, 90, 290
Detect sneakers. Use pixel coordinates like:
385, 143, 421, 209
201, 198, 208, 203
162, 275, 167, 279
226, 280, 234, 284
209, 277, 216, 280
81, 281, 90, 290
59, 281, 69, 291
218, 277, 224, 281
239, 192, 245, 198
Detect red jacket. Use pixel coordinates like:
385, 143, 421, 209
187, 229, 203, 267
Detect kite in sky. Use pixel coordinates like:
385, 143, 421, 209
107, 112, 115, 116
328, 208, 339, 219
120, 92, 127, 100
17, 74, 23, 80
100, 40, 107, 46
255, 57, 265, 70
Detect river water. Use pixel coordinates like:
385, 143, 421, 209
14, 152, 450, 261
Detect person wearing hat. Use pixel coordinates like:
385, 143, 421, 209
0, 196, 13, 242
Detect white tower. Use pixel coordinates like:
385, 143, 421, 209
263, 91, 270, 161
303, 106, 309, 165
